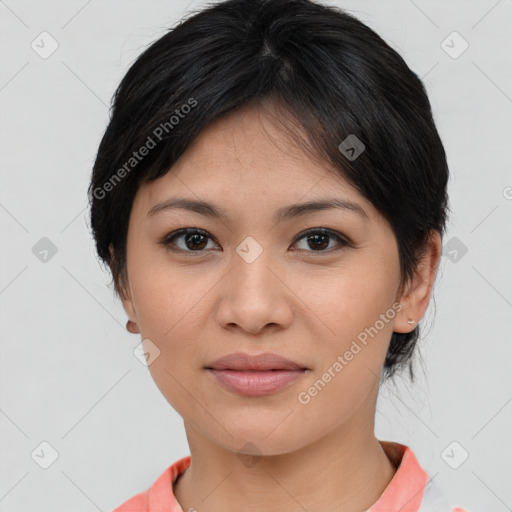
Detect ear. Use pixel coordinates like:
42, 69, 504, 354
109, 244, 138, 328
392, 231, 442, 333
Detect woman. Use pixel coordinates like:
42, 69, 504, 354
89, 0, 469, 510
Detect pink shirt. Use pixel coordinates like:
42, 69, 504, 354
112, 441, 469, 512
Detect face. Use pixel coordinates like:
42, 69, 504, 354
119, 101, 422, 456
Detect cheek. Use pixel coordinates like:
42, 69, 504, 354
294, 359, 380, 443
127, 248, 198, 339
128, 255, 216, 363
135, 283, 204, 357
293, 261, 398, 342
293, 275, 394, 426
292, 263, 398, 404
131, 269, 208, 414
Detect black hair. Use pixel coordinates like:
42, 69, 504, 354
88, 0, 449, 383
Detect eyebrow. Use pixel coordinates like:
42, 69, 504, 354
147, 197, 369, 223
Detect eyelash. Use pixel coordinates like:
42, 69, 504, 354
160, 227, 351, 255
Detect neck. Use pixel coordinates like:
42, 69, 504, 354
173, 421, 396, 512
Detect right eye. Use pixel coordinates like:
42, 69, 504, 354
161, 228, 219, 253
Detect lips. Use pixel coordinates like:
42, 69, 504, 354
206, 352, 307, 371
205, 352, 309, 396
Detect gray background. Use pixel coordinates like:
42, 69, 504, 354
1, 0, 511, 510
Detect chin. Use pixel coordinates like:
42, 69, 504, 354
207, 423, 313, 458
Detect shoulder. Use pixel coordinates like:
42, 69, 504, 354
377, 440, 471, 512
112, 490, 148, 512
418, 463, 471, 512
111, 455, 191, 512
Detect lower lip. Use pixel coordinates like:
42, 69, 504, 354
207, 369, 306, 396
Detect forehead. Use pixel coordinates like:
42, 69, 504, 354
172, 101, 326, 184
132, 101, 377, 223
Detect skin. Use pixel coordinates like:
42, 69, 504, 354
116, 100, 442, 512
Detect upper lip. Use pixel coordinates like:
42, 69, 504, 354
206, 352, 307, 371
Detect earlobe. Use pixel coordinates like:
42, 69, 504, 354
126, 319, 140, 334
392, 231, 442, 333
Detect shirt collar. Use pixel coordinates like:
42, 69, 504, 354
148, 441, 429, 512
367, 441, 429, 512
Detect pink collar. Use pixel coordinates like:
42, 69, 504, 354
367, 441, 429, 512
115, 441, 429, 511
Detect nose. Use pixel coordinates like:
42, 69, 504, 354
215, 245, 294, 336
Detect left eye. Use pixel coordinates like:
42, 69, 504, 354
161, 228, 348, 253
293, 228, 348, 252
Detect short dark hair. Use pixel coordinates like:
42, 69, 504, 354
88, 0, 449, 382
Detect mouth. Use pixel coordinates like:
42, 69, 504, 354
206, 368, 308, 396
204, 352, 309, 397
205, 351, 308, 372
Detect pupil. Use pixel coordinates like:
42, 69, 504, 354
186, 233, 207, 250
308, 234, 328, 250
